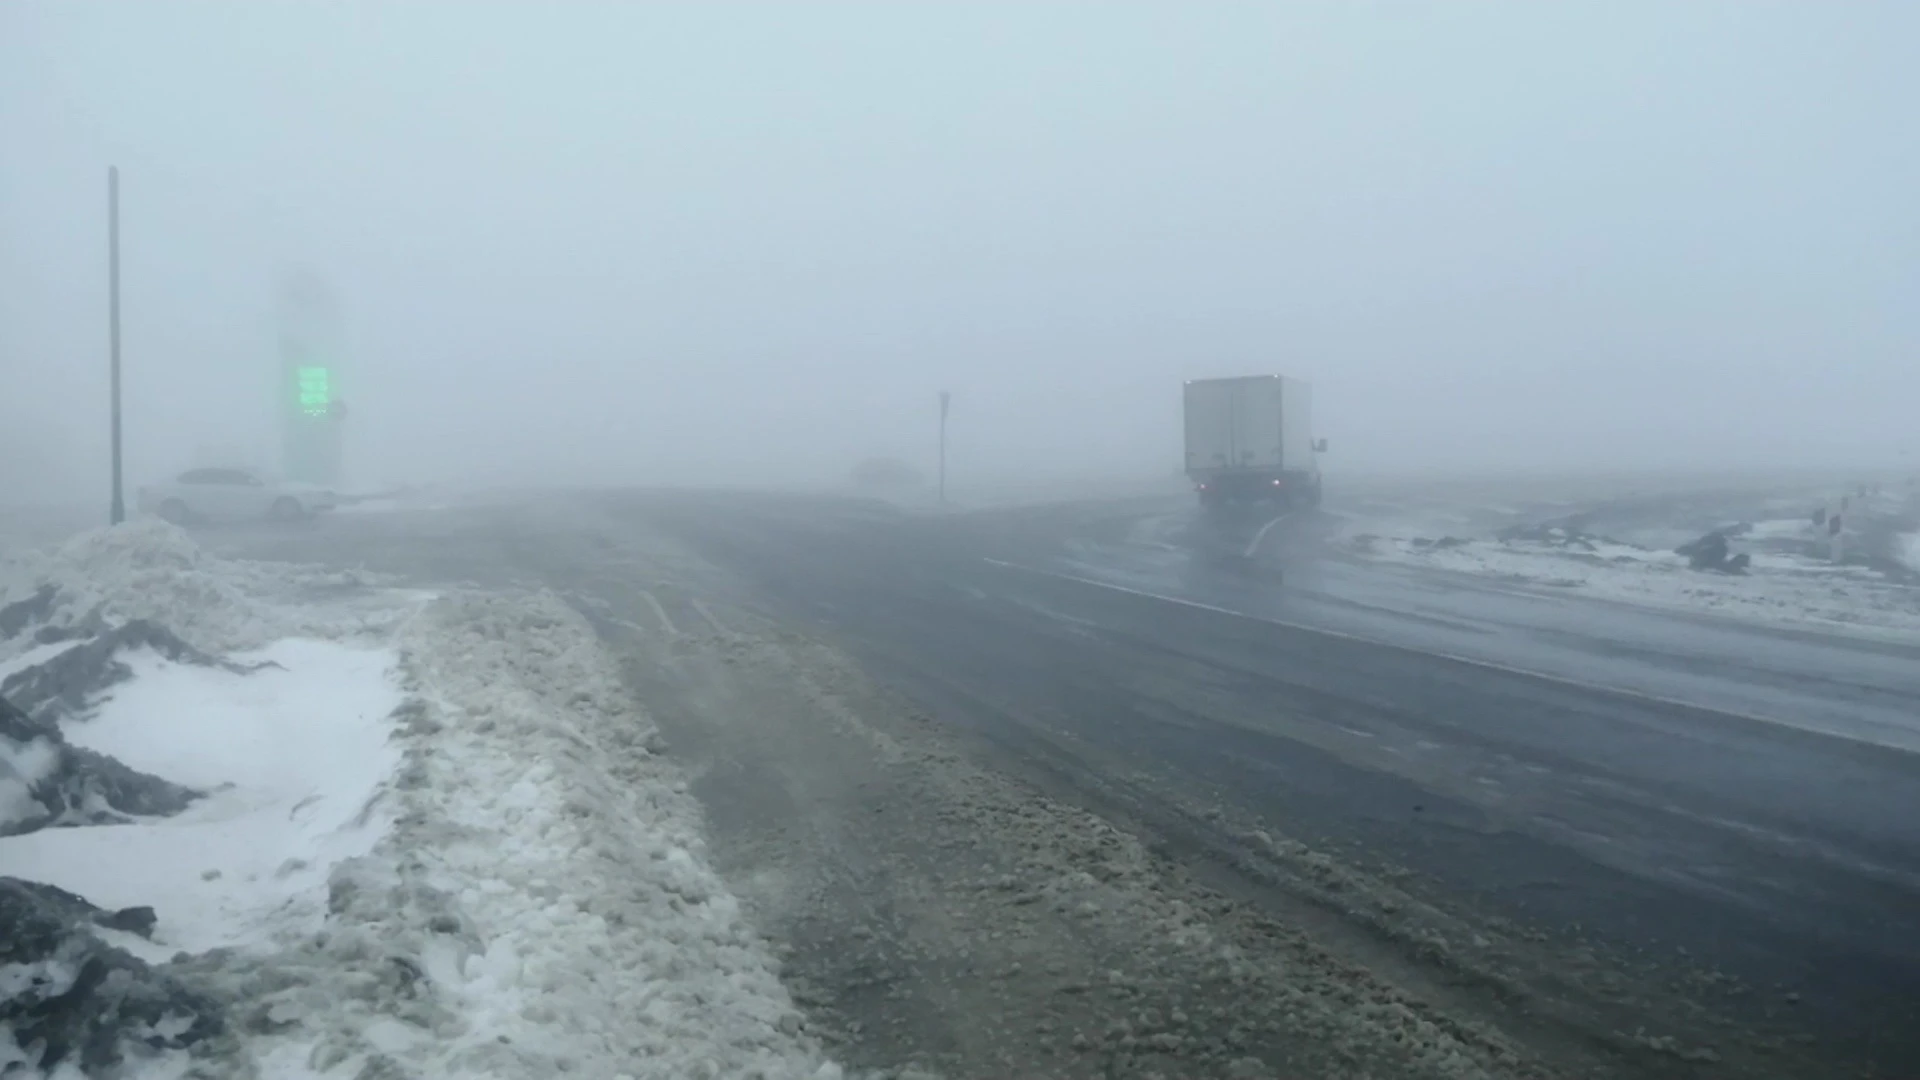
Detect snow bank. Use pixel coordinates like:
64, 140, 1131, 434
212, 591, 838, 1079
2, 877, 225, 1079
1, 519, 410, 655
1, 519, 413, 1077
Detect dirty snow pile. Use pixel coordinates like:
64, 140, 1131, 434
1343, 508, 1920, 638
251, 591, 842, 1080
1, 520, 838, 1079
1, 521, 414, 1078
0, 519, 406, 655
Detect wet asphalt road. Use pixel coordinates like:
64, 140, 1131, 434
614, 490, 1920, 1074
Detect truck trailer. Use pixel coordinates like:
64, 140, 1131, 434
1183, 375, 1325, 512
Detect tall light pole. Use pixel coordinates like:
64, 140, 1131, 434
938, 390, 951, 505
108, 166, 125, 525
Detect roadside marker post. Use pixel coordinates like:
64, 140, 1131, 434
938, 390, 951, 505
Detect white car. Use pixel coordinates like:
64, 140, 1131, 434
138, 468, 340, 524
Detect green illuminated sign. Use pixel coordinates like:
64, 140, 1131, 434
295, 365, 332, 417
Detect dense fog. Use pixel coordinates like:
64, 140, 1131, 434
4, 2, 1915, 504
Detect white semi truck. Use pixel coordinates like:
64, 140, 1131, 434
1184, 375, 1325, 512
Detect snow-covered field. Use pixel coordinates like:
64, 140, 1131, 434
1339, 481, 1920, 639
1, 522, 837, 1079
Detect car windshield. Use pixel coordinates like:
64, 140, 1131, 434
3, 6, 1915, 1080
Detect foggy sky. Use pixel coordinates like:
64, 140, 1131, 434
4, 2, 1916, 502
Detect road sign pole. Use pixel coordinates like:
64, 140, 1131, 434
109, 166, 125, 525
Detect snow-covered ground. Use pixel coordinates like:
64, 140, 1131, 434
3, 640, 403, 960
1338, 481, 1920, 639
1, 521, 838, 1079
1348, 530, 1920, 638
1899, 529, 1920, 575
